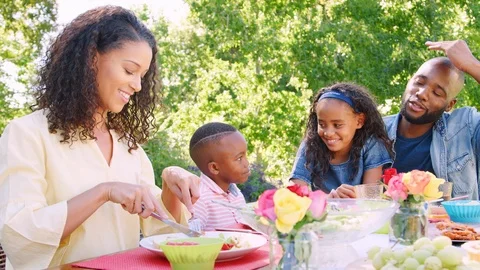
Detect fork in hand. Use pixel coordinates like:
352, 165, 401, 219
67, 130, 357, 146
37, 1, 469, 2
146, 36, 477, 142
142, 205, 202, 237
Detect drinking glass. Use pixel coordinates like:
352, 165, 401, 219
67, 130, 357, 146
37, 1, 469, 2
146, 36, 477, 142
354, 183, 384, 199
439, 182, 453, 201
427, 182, 452, 222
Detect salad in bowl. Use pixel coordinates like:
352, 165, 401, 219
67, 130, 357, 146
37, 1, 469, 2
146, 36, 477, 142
240, 199, 398, 245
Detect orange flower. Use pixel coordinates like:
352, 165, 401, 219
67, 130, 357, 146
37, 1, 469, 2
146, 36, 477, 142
402, 170, 430, 195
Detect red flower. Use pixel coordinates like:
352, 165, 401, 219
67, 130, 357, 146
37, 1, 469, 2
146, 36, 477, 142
383, 168, 398, 185
287, 184, 310, 197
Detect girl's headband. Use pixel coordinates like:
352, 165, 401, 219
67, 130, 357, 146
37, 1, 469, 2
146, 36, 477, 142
318, 91, 358, 112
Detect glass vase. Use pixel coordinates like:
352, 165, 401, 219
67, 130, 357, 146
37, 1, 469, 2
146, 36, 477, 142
389, 200, 427, 245
269, 230, 316, 270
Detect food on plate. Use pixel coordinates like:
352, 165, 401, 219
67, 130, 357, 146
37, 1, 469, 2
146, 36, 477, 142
152, 233, 252, 252
165, 241, 199, 246
368, 236, 467, 269
462, 240, 480, 262
427, 204, 449, 222
218, 233, 250, 250
436, 221, 480, 241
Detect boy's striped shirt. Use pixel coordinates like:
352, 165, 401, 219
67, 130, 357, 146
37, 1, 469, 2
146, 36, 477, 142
190, 174, 246, 231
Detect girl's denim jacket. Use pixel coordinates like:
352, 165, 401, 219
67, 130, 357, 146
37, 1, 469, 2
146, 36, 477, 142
384, 107, 480, 200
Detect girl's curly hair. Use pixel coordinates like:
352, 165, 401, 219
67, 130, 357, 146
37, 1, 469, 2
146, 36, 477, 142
32, 5, 159, 152
304, 83, 393, 191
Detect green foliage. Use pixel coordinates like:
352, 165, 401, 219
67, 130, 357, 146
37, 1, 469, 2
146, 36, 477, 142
143, 130, 192, 188
0, 0, 57, 132
2, 1, 480, 188
148, 0, 480, 184
237, 163, 282, 203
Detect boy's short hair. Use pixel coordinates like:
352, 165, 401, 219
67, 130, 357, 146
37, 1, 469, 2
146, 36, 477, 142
189, 122, 238, 168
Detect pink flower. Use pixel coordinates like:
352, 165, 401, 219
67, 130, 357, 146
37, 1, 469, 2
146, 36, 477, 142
254, 189, 277, 221
385, 174, 408, 201
308, 190, 327, 219
382, 168, 398, 185
287, 184, 310, 197
402, 170, 430, 195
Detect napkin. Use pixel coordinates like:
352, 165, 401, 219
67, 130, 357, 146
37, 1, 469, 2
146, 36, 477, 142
72, 242, 279, 270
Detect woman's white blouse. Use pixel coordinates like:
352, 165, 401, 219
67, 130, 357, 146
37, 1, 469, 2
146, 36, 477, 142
0, 110, 189, 269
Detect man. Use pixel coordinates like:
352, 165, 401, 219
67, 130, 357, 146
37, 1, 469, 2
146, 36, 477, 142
291, 40, 480, 199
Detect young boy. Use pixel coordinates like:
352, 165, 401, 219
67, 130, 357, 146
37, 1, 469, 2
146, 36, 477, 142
189, 122, 250, 231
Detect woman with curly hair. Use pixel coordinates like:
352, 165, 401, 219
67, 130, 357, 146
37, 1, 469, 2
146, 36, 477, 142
290, 83, 393, 197
0, 6, 200, 269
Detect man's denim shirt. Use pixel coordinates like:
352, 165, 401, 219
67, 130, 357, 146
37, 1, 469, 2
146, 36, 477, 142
384, 107, 480, 200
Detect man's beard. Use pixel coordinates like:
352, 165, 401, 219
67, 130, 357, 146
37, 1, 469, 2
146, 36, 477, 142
400, 99, 446, 125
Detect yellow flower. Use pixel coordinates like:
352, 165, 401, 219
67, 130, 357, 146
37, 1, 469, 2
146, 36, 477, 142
273, 188, 312, 234
423, 172, 445, 200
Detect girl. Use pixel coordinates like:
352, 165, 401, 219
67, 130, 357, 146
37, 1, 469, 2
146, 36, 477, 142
0, 6, 199, 269
290, 83, 393, 197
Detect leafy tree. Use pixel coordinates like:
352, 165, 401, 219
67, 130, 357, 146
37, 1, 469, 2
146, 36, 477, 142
0, 0, 57, 132
148, 0, 480, 185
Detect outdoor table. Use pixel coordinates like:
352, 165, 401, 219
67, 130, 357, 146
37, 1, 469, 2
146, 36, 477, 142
46, 233, 389, 270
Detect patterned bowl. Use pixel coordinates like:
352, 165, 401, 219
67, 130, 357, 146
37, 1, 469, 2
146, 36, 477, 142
442, 200, 480, 224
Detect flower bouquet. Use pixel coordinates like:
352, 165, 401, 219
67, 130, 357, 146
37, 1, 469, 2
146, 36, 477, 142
254, 184, 328, 270
383, 168, 445, 244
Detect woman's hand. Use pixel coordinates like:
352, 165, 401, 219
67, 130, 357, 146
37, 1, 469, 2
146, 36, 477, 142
161, 166, 201, 213
106, 182, 168, 219
63, 182, 166, 240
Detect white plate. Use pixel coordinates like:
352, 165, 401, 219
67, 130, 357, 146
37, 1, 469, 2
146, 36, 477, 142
214, 227, 265, 235
139, 231, 267, 262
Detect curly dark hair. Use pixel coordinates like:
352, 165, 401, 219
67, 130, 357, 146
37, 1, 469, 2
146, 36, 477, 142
32, 5, 160, 152
304, 82, 393, 191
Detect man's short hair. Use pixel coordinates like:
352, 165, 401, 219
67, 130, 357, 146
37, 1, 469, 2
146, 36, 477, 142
189, 122, 238, 163
421, 57, 465, 100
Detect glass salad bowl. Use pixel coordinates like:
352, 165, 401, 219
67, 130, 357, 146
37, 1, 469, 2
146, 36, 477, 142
239, 199, 399, 269
306, 198, 399, 245
240, 199, 398, 245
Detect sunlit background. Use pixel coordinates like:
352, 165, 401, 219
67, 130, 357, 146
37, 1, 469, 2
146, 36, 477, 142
1, 0, 479, 200
56, 0, 189, 26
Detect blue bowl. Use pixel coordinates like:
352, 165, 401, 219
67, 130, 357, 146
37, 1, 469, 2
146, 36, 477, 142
441, 200, 480, 224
